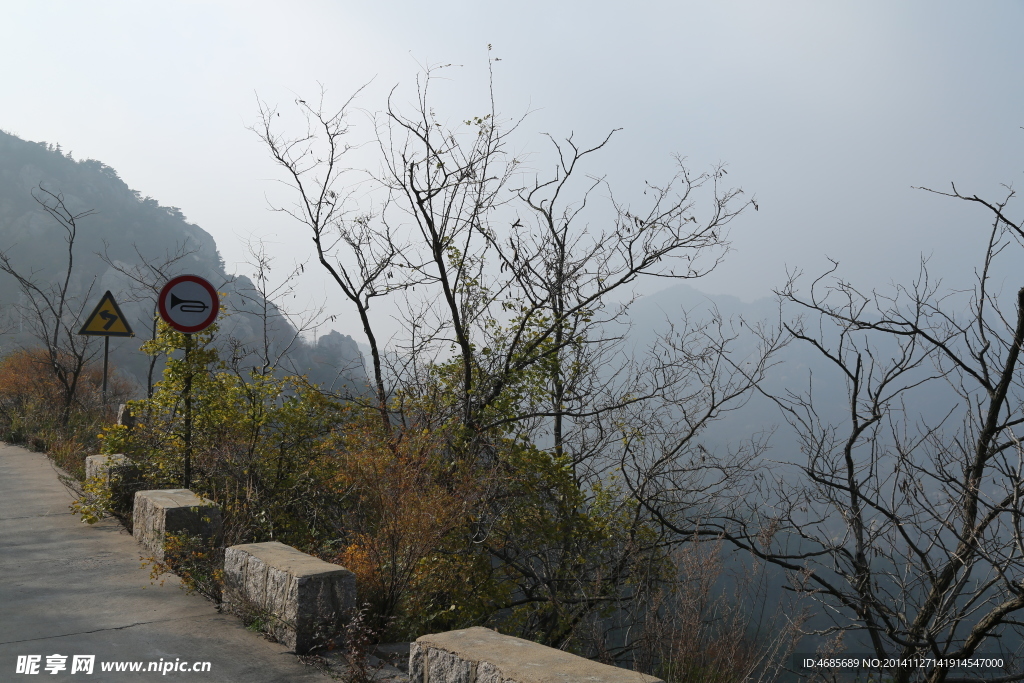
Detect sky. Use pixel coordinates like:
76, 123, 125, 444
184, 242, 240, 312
2, 1, 1023, 340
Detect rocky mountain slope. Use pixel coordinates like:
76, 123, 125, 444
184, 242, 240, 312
0, 130, 366, 395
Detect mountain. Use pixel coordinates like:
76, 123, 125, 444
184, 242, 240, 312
0, 130, 367, 394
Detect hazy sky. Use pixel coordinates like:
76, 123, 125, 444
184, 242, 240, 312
3, 1, 1023, 336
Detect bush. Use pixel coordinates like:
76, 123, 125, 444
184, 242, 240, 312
96, 320, 782, 665
633, 541, 803, 683
147, 531, 225, 603
330, 412, 488, 639
0, 347, 131, 477
102, 324, 346, 549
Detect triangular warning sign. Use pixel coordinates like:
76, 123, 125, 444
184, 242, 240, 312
79, 291, 134, 337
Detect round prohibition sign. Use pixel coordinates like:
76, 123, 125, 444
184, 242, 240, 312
158, 275, 220, 333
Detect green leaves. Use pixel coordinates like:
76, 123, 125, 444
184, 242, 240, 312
105, 320, 345, 549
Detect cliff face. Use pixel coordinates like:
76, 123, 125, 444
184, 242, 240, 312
0, 133, 222, 293
0, 130, 366, 394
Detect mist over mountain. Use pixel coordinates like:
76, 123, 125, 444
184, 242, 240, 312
621, 282, 982, 658
0, 130, 367, 394
623, 281, 968, 471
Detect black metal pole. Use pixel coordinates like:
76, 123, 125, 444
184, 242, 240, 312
183, 333, 192, 489
102, 336, 109, 404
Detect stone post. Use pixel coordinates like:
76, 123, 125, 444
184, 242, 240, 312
132, 489, 222, 561
410, 627, 664, 683
223, 541, 356, 654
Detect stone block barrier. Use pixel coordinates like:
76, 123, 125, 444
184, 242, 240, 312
222, 541, 356, 654
132, 489, 222, 561
410, 627, 664, 683
85, 453, 130, 481
85, 454, 143, 512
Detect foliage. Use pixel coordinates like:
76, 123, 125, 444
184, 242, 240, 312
330, 605, 388, 683
90, 315, 677, 650
0, 347, 129, 476
329, 353, 677, 645
147, 531, 225, 603
331, 411, 488, 638
92, 320, 425, 625
71, 475, 115, 525
103, 320, 346, 550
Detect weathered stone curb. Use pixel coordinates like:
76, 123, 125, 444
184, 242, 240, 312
84, 453, 129, 481
223, 541, 356, 654
132, 489, 222, 560
410, 627, 664, 683
84, 453, 143, 512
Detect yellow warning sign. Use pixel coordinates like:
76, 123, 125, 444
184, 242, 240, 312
79, 291, 134, 337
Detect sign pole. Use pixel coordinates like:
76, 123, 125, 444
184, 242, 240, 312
156, 275, 219, 491
183, 333, 193, 490
102, 336, 109, 403
78, 291, 133, 406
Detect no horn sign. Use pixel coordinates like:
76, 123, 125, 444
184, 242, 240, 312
158, 275, 219, 334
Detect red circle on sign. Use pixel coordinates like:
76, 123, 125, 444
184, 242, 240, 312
158, 275, 220, 334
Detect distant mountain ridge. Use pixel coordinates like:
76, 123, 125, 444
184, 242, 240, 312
0, 129, 367, 394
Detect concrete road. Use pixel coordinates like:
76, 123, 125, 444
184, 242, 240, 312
0, 443, 330, 682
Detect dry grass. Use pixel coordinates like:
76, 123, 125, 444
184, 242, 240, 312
0, 348, 132, 477
632, 540, 805, 683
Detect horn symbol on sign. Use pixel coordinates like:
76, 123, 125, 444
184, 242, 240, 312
171, 293, 209, 313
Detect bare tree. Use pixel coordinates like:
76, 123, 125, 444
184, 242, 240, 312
669, 185, 1024, 683
253, 83, 401, 431
0, 186, 98, 423
221, 239, 330, 379
100, 240, 200, 397
254, 64, 781, 650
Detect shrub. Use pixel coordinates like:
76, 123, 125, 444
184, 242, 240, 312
0, 347, 131, 477
147, 531, 225, 603
330, 413, 488, 639
633, 541, 803, 683
95, 320, 776, 667
103, 324, 346, 550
